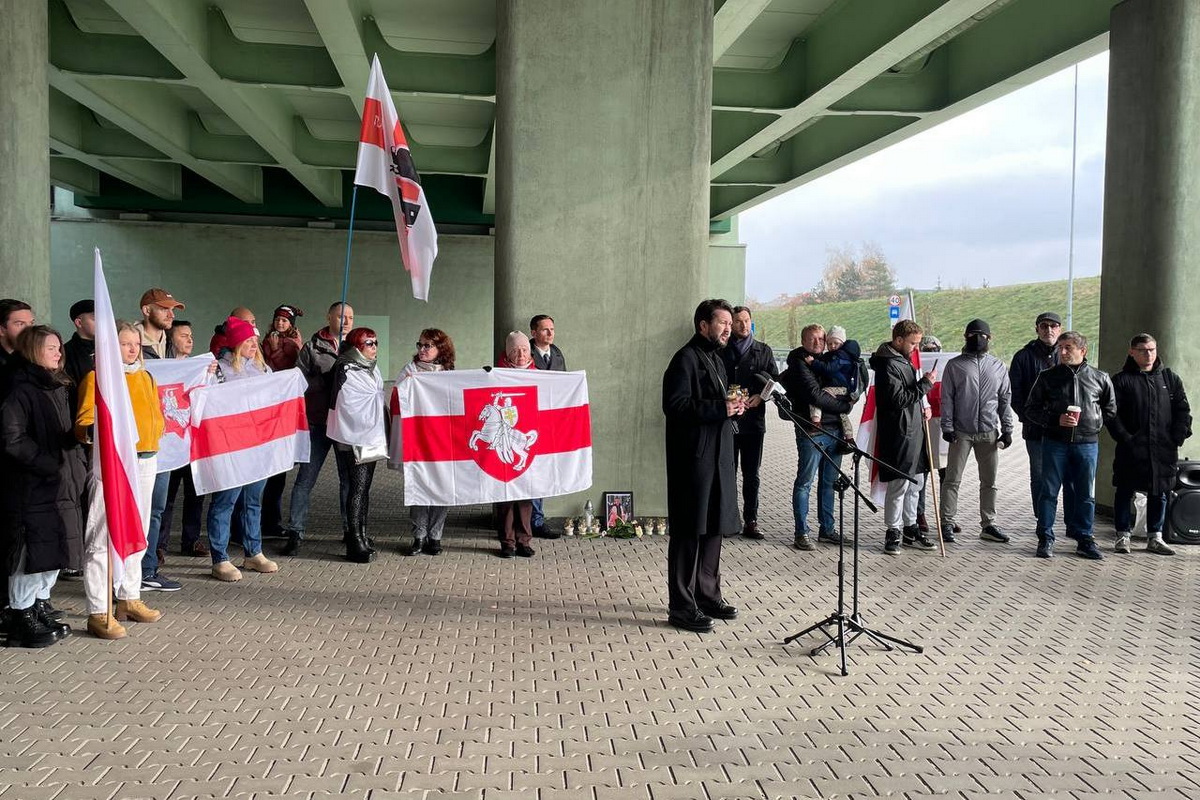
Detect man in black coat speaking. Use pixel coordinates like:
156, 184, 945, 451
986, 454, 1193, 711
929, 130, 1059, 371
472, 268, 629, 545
662, 299, 744, 633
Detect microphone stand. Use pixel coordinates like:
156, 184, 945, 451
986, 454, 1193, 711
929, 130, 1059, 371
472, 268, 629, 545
767, 391, 923, 676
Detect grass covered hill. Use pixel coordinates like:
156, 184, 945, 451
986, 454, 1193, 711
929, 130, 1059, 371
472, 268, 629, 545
752, 276, 1101, 364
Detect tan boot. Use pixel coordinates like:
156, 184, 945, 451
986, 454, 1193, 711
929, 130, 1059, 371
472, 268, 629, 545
211, 560, 242, 582
87, 613, 127, 640
115, 599, 162, 623
241, 553, 278, 574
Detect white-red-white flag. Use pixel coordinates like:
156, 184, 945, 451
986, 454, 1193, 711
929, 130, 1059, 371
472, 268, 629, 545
400, 369, 592, 506
354, 54, 438, 301
188, 369, 310, 495
144, 354, 214, 473
92, 249, 146, 588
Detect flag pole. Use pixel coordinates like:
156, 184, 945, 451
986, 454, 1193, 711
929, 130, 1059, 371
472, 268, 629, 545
337, 184, 360, 347
923, 419, 946, 558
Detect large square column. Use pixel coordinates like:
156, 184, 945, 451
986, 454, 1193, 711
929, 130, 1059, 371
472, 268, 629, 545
495, 1, 713, 515
1098, 0, 1200, 503
0, 0, 50, 312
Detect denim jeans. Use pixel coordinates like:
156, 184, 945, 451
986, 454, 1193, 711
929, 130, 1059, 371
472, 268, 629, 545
530, 498, 544, 529
142, 470, 171, 578
207, 479, 267, 564
1027, 438, 1076, 528
287, 424, 349, 537
1114, 487, 1168, 534
1037, 439, 1098, 543
792, 429, 842, 536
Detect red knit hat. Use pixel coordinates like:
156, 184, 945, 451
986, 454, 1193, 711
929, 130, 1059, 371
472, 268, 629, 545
223, 316, 257, 350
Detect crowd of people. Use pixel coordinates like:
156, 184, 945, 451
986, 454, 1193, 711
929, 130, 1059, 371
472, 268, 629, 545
0, 289, 569, 647
663, 299, 1192, 633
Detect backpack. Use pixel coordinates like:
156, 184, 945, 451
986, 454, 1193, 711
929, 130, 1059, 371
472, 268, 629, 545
850, 357, 870, 402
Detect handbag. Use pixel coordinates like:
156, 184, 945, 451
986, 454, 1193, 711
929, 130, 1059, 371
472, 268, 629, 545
353, 442, 388, 465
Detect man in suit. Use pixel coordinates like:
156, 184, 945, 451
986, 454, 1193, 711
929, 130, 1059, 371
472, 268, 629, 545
662, 299, 743, 633
529, 314, 566, 537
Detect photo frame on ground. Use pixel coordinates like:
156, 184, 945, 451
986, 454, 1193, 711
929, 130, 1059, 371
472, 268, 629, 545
601, 491, 634, 530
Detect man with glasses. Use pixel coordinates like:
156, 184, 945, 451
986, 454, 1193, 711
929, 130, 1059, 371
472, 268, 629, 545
1009, 311, 1070, 529
280, 302, 355, 555
1107, 334, 1192, 555
1024, 332, 1118, 560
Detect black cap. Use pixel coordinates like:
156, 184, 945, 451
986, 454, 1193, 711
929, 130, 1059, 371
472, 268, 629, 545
965, 318, 991, 337
1036, 311, 1062, 326
69, 299, 94, 321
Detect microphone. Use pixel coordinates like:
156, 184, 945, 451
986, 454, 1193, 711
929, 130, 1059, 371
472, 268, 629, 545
757, 372, 786, 401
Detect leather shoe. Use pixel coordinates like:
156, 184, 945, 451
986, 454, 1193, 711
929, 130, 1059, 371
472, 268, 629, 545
699, 602, 738, 620
742, 521, 764, 540
516, 543, 536, 557
668, 610, 714, 633
532, 525, 561, 539
498, 545, 515, 558
281, 531, 301, 557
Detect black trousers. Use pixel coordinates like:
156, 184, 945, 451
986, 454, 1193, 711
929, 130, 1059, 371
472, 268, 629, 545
334, 447, 376, 532
667, 533, 723, 614
261, 471, 288, 536
161, 466, 204, 553
733, 429, 765, 523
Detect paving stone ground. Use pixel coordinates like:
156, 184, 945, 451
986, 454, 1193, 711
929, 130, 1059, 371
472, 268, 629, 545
2, 412, 1198, 799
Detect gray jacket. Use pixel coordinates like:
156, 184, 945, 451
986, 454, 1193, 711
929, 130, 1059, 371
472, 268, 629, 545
941, 351, 1013, 436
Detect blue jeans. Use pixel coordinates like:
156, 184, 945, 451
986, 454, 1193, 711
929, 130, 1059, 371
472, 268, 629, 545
1027, 438, 1076, 527
1114, 487, 1168, 534
792, 430, 842, 536
1037, 439, 1098, 543
207, 479, 267, 564
531, 498, 544, 529
142, 471, 171, 579
287, 424, 349, 537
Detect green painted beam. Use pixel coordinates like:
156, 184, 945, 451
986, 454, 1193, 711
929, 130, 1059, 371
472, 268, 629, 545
50, 88, 165, 160
49, 157, 99, 196
363, 17, 497, 97
713, 40, 806, 109
48, 0, 182, 81
294, 119, 492, 175
207, 8, 341, 88
189, 114, 274, 164
712, 109, 778, 162
713, 0, 773, 60
711, 184, 773, 217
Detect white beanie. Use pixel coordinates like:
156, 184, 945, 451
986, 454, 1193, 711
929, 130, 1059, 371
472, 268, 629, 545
828, 325, 847, 344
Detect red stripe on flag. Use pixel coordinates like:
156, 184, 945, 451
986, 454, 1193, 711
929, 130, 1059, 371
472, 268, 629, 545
191, 397, 308, 460
402, 405, 592, 462
360, 98, 386, 148
96, 395, 147, 559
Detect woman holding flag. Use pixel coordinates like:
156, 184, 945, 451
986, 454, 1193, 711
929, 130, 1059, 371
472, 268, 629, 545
76, 321, 165, 639
207, 318, 280, 582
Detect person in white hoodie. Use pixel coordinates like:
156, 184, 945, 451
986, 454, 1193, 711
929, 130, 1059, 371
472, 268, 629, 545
327, 328, 387, 563
394, 328, 456, 557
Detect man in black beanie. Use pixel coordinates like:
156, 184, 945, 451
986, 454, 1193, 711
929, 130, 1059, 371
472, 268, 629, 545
939, 318, 1014, 543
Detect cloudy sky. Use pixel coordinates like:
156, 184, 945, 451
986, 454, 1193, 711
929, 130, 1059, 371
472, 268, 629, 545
740, 52, 1110, 302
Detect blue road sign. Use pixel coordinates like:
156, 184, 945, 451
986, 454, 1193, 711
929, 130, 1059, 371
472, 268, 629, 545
889, 305, 900, 320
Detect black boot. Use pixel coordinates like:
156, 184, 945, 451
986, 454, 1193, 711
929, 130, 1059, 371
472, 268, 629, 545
4, 607, 58, 649
406, 538, 424, 556
345, 525, 374, 563
33, 600, 70, 640
281, 529, 301, 556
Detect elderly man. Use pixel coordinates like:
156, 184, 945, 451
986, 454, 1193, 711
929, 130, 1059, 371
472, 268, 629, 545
1010, 311, 1067, 525
281, 302, 355, 555
720, 306, 778, 539
780, 324, 853, 550
662, 299, 743, 633
136, 288, 184, 359
939, 319, 1014, 544
1108, 334, 1192, 555
1024, 331, 1117, 560
870, 320, 938, 555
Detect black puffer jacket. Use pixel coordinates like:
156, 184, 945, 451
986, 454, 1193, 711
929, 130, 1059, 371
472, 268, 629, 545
1108, 357, 1192, 493
0, 359, 76, 574
1024, 360, 1117, 444
779, 347, 852, 435
868, 342, 933, 480
1009, 338, 1057, 440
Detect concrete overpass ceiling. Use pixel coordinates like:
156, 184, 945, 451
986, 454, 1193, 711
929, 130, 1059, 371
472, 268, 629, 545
47, 0, 1115, 227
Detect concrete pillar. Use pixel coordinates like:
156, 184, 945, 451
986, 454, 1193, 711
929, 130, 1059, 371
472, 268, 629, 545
0, 0, 50, 315
1098, 0, 1200, 506
495, 0, 713, 515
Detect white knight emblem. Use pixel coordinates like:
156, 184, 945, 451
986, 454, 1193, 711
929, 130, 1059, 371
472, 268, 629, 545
468, 391, 539, 471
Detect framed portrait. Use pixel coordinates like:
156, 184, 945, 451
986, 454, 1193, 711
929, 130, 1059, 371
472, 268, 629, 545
601, 491, 634, 530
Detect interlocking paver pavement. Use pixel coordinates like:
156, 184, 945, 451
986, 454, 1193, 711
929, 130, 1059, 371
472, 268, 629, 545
2, 411, 1199, 799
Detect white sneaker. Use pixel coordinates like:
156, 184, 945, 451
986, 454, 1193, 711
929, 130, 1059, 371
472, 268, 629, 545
1114, 533, 1131, 554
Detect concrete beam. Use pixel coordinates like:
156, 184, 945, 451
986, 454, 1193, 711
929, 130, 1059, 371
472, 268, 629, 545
104, 0, 342, 207
302, 0, 369, 115
713, 0, 772, 61
711, 0, 996, 178
49, 66, 262, 203
482, 124, 496, 215
49, 157, 100, 196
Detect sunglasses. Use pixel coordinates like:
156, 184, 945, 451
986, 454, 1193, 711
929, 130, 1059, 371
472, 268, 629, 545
362, 339, 378, 347
416, 342, 435, 350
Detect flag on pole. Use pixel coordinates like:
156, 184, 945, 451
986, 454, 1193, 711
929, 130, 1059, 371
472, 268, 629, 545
354, 54, 438, 301
143, 354, 214, 473
188, 369, 311, 495
92, 248, 147, 588
400, 369, 592, 506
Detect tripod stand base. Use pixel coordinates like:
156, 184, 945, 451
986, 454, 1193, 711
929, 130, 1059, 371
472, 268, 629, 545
783, 612, 922, 676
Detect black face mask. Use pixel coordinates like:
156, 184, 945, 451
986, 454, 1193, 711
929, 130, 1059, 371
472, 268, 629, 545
964, 334, 990, 354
